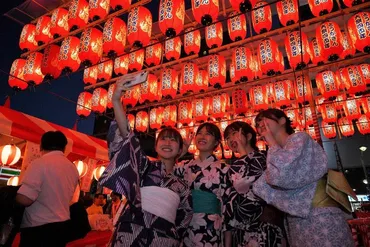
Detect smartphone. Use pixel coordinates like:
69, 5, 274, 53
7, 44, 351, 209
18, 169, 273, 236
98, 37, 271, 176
117, 71, 149, 88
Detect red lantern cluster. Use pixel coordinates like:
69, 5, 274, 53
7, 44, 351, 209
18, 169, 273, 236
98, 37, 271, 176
315, 70, 340, 99
24, 52, 44, 85
91, 88, 108, 114
232, 47, 253, 82
206, 22, 223, 49
127, 6, 152, 47
184, 27, 201, 55
19, 24, 37, 53
196, 70, 209, 93
114, 54, 129, 76
128, 48, 144, 72
193, 98, 210, 122
76, 92, 92, 117
161, 68, 178, 99
258, 38, 279, 76
272, 80, 291, 108
58, 36, 81, 73
122, 85, 140, 107
321, 121, 337, 139
107, 83, 116, 109
320, 103, 337, 123
88, 0, 110, 21
208, 54, 226, 88
341, 65, 367, 95
41, 45, 62, 80
252, 1, 272, 34
357, 115, 370, 135
178, 101, 193, 125
295, 74, 313, 104
83, 66, 98, 85
309, 38, 324, 66
249, 85, 268, 110
307, 0, 333, 17
210, 94, 228, 119
180, 63, 199, 95
276, 0, 299, 26
158, 0, 185, 37
285, 31, 310, 70
97, 59, 113, 82
230, 0, 254, 13
191, 0, 219, 26
35, 16, 52, 46
340, 31, 356, 60
338, 117, 355, 137
145, 40, 162, 66
147, 74, 161, 102
163, 105, 177, 127
232, 89, 248, 115
110, 0, 132, 11
68, 0, 89, 31
359, 64, 370, 85
227, 12, 247, 42
165, 37, 182, 61
136, 111, 149, 132
103, 17, 127, 58
79, 27, 103, 67
316, 22, 343, 61
50, 8, 69, 39
150, 107, 164, 130
347, 12, 370, 54
343, 98, 361, 121
127, 114, 135, 130
9, 59, 27, 90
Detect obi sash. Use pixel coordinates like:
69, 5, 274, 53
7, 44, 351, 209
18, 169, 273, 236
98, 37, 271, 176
192, 189, 221, 215
141, 186, 180, 224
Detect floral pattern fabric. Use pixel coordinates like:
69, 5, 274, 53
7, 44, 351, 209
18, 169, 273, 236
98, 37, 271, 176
99, 122, 193, 247
253, 132, 354, 247
174, 156, 229, 247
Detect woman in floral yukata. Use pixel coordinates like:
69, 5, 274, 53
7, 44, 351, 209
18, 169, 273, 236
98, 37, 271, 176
174, 123, 229, 247
99, 81, 193, 247
252, 109, 354, 247
222, 121, 284, 247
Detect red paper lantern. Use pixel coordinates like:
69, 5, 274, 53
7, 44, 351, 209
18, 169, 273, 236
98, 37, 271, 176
180, 63, 199, 95
145, 40, 162, 66
35, 16, 52, 46
103, 17, 127, 58
163, 105, 177, 127
208, 54, 226, 88
19, 24, 37, 52
206, 22, 223, 49
8, 59, 27, 90
127, 114, 135, 130
316, 22, 343, 61
232, 89, 248, 115
302, 107, 314, 127
252, 1, 272, 34
357, 115, 370, 135
249, 85, 269, 110
334, 93, 347, 110
114, 54, 129, 76
107, 83, 116, 109
359, 64, 370, 85
41, 45, 62, 80
347, 12, 370, 54
110, 0, 132, 11
315, 70, 340, 99
309, 38, 324, 66
150, 107, 164, 130
196, 70, 209, 92
276, 0, 299, 26
295, 74, 313, 104
210, 94, 228, 120
193, 98, 210, 122
79, 28, 103, 67
338, 117, 355, 137
122, 85, 140, 107
23, 52, 44, 85
128, 48, 144, 72
136, 111, 149, 132
178, 101, 193, 125
222, 93, 231, 111
286, 79, 295, 100
341, 65, 367, 95
50, 8, 69, 39
147, 74, 159, 102
285, 108, 299, 128
161, 68, 178, 99
321, 121, 336, 139
165, 37, 182, 61
184, 27, 201, 55
340, 31, 356, 59
251, 54, 262, 79
68, 0, 89, 31
158, 0, 185, 37
320, 103, 337, 123
277, 51, 285, 74
232, 46, 253, 82
265, 83, 274, 103
83, 66, 98, 85
230, 62, 236, 84
343, 98, 361, 121
272, 80, 291, 108
258, 38, 280, 76
306, 126, 318, 140
58, 36, 81, 73
97, 59, 113, 81
229, 0, 254, 13
89, 0, 110, 21
307, 0, 333, 17
76, 92, 92, 117
127, 6, 152, 47
91, 88, 108, 114
139, 79, 150, 104
285, 31, 310, 70
191, 0, 219, 26
227, 12, 247, 42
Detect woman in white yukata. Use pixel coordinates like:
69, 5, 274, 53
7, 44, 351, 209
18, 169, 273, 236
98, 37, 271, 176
252, 108, 354, 247
174, 123, 229, 247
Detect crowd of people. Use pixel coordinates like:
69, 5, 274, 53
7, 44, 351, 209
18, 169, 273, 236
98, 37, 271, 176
98, 81, 356, 247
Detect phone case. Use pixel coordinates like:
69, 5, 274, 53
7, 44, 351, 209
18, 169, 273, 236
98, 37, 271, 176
117, 71, 149, 88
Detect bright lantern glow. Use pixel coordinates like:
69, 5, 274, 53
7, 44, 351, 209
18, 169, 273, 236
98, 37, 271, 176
0, 145, 21, 166
7, 176, 20, 186
74, 160, 88, 177
363, 179, 368, 185
93, 166, 106, 180
359, 146, 368, 152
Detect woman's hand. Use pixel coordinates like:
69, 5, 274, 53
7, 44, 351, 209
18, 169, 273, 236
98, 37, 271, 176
179, 132, 194, 158
112, 80, 130, 103
259, 120, 278, 147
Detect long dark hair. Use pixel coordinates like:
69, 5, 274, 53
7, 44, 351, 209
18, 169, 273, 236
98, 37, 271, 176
224, 121, 258, 151
255, 108, 295, 135
196, 122, 222, 150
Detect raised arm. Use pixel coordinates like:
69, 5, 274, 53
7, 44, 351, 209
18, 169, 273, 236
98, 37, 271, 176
112, 81, 130, 137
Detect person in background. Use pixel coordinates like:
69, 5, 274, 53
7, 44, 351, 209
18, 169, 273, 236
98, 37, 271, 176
16, 131, 79, 247
86, 194, 104, 215
253, 108, 354, 247
222, 121, 284, 247
105, 192, 127, 219
99, 80, 193, 246
174, 123, 228, 247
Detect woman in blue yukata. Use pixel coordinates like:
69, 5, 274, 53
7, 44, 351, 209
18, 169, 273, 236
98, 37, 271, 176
252, 108, 354, 247
99, 81, 193, 247
174, 122, 229, 247
222, 121, 285, 247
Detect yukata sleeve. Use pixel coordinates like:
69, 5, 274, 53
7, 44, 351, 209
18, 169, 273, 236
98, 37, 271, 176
175, 185, 193, 239
222, 165, 234, 231
265, 132, 328, 190
173, 160, 188, 179
218, 163, 230, 231
99, 121, 151, 207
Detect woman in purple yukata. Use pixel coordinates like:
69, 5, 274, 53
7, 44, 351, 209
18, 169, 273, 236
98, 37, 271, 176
222, 121, 284, 247
99, 81, 193, 247
252, 109, 354, 247
174, 123, 229, 247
